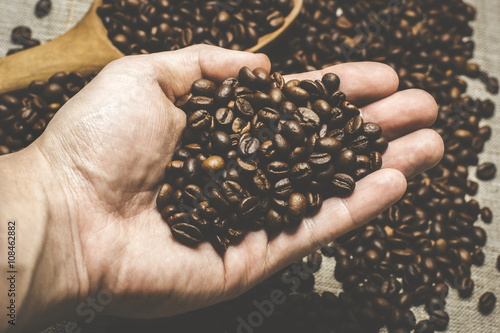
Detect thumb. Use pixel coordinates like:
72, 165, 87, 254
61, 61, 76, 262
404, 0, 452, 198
143, 44, 271, 101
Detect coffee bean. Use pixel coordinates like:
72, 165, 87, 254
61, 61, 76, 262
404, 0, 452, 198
237, 196, 260, 221
363, 123, 383, 139
476, 162, 496, 180
192, 79, 217, 97
35, 0, 51, 18
253, 169, 270, 193
157, 183, 174, 209
331, 173, 355, 197
188, 109, 212, 130
281, 120, 305, 146
265, 209, 282, 233
457, 277, 474, 298
214, 108, 234, 128
429, 310, 449, 331
480, 206, 492, 223
294, 107, 320, 131
344, 116, 363, 136
479, 292, 496, 315
497, 255, 500, 272
201, 155, 225, 173
238, 133, 260, 156
289, 162, 313, 186
322, 73, 340, 92
370, 151, 383, 171
287, 193, 307, 225
239, 67, 258, 89
222, 180, 246, 205
11, 26, 32, 45
415, 320, 435, 333
317, 137, 342, 155
336, 149, 356, 172
171, 223, 202, 247
372, 136, 389, 153
273, 133, 291, 158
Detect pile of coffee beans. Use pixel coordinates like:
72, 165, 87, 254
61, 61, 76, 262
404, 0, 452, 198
98, 0, 293, 54
0, 71, 95, 155
157, 67, 387, 252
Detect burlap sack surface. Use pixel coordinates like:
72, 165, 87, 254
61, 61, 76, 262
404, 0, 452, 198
0, 0, 498, 332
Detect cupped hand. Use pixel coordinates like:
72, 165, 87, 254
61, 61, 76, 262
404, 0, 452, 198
25, 45, 443, 321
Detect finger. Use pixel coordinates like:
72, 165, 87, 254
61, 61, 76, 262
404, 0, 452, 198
146, 45, 271, 100
267, 168, 406, 269
382, 129, 444, 178
284, 62, 399, 106
360, 89, 438, 140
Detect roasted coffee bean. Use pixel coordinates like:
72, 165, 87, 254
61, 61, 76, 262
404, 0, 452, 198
373, 136, 389, 153
480, 206, 492, 223
238, 133, 260, 156
344, 116, 363, 136
171, 223, 203, 247
35, 0, 51, 18
192, 79, 217, 97
479, 292, 496, 315
237, 196, 260, 221
476, 162, 496, 180
265, 209, 282, 233
331, 173, 355, 197
281, 120, 305, 146
214, 108, 234, 128
253, 169, 270, 193
336, 149, 356, 172
267, 161, 289, 179
157, 183, 174, 209
222, 181, 245, 205
11, 26, 32, 45
188, 109, 212, 130
289, 162, 313, 186
317, 137, 342, 155
363, 123, 383, 139
458, 277, 474, 298
306, 192, 323, 216
308, 152, 332, 170
294, 107, 320, 131
214, 85, 234, 106
370, 151, 383, 171
210, 131, 231, 153
284, 82, 310, 104
415, 320, 435, 333
322, 73, 340, 92
273, 133, 291, 158
287, 193, 307, 225
429, 310, 449, 331
472, 248, 485, 266
238, 67, 258, 89
201, 156, 225, 174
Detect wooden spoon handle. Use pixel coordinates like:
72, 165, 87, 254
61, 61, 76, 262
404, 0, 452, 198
0, 0, 123, 94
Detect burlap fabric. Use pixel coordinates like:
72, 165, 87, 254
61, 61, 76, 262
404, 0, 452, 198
0, 0, 498, 332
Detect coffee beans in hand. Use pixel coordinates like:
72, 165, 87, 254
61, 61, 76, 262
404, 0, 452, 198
157, 68, 386, 252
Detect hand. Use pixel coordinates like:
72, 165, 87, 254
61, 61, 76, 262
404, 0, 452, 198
0, 45, 443, 332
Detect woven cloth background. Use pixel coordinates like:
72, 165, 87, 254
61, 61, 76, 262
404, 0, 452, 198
0, 0, 499, 332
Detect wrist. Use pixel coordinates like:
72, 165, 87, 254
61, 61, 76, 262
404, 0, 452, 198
0, 146, 85, 332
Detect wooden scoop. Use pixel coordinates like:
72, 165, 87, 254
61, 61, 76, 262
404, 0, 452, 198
0, 0, 303, 94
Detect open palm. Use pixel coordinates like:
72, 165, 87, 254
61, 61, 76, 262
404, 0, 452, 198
32, 45, 443, 319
